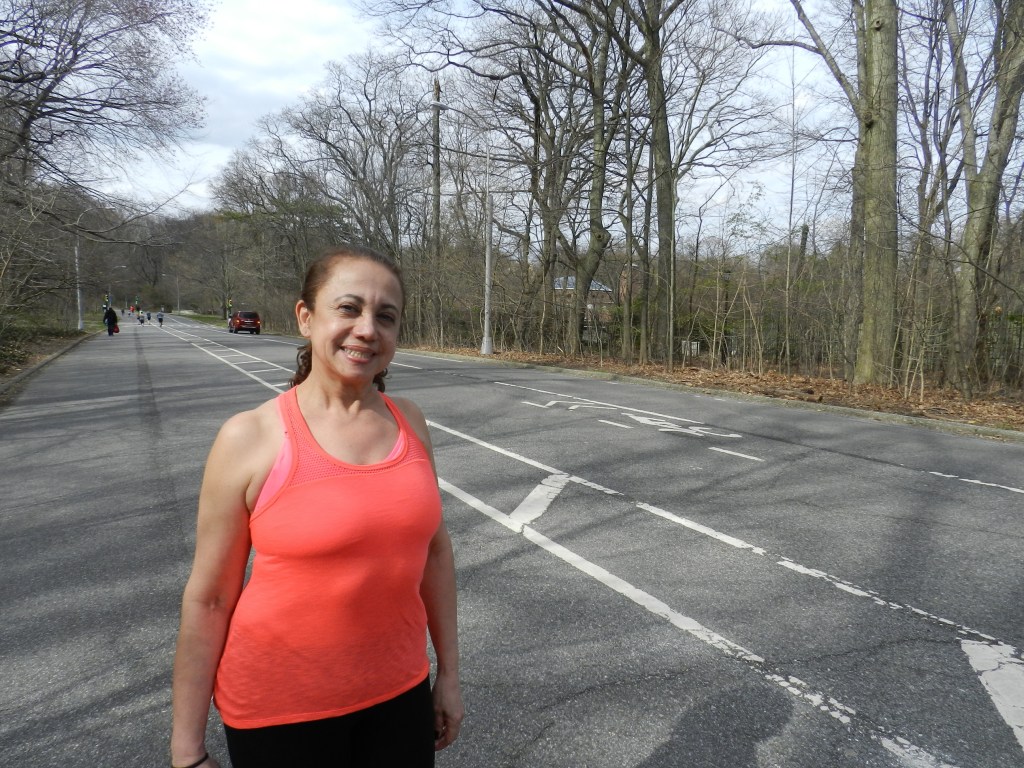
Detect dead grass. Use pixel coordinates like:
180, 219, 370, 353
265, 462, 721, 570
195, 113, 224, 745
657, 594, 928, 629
432, 347, 1024, 435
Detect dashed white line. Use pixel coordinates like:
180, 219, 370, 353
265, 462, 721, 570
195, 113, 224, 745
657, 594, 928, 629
598, 419, 633, 428
708, 446, 764, 461
929, 471, 1024, 495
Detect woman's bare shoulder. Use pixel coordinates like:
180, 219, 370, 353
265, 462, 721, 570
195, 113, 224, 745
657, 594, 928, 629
389, 396, 434, 449
223, 396, 279, 434
389, 396, 427, 428
202, 397, 284, 505
211, 397, 282, 457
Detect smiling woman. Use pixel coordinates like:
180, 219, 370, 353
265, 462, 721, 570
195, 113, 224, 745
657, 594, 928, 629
291, 244, 406, 391
171, 242, 463, 768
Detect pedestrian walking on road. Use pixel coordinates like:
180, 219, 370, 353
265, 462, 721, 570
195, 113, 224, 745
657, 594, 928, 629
171, 243, 463, 768
102, 306, 118, 336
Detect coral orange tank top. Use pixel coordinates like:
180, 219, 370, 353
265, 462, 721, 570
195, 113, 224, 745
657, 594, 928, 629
213, 387, 442, 729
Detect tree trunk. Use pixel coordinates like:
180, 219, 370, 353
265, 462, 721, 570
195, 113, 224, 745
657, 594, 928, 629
853, 0, 899, 386
947, 0, 1024, 398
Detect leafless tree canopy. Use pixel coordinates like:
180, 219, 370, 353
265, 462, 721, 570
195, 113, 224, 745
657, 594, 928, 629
6, 0, 1024, 402
0, 0, 207, 342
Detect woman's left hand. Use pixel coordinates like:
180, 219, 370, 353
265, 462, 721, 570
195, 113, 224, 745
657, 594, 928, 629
432, 671, 465, 751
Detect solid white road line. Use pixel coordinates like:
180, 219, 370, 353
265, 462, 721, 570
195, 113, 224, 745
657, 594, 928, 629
439, 477, 960, 767
431, 419, 1024, 755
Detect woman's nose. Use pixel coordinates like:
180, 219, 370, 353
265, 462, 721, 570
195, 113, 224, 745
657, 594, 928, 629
353, 311, 378, 337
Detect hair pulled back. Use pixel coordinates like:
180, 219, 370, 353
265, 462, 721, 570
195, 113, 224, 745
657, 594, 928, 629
290, 243, 405, 391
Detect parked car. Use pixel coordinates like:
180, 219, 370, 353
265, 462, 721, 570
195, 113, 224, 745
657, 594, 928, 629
228, 310, 262, 334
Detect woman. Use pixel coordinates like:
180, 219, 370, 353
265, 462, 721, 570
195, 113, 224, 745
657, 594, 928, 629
171, 244, 463, 767
103, 305, 118, 336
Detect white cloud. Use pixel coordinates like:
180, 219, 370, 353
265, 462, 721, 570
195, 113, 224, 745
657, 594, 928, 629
115, 0, 373, 211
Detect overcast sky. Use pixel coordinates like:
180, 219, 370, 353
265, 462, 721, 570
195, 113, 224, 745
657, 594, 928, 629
115, 0, 373, 212
118, 0, 816, 217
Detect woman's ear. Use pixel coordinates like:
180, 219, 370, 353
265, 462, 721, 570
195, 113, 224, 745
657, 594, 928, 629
296, 300, 312, 338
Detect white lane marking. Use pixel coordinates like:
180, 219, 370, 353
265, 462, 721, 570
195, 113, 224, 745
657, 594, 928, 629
637, 502, 768, 555
960, 478, 1024, 494
396, 351, 470, 363
391, 361, 421, 369
439, 478, 959, 766
509, 473, 572, 527
521, 523, 766, 664
190, 344, 288, 393
599, 419, 633, 428
522, 401, 549, 408
498, 381, 703, 424
928, 471, 1024, 495
708, 447, 764, 461
429, 422, 562, 474
961, 640, 1024, 750
431, 421, 1022, 683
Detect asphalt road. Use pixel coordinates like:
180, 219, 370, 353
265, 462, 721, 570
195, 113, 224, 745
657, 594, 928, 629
2, 316, 1022, 767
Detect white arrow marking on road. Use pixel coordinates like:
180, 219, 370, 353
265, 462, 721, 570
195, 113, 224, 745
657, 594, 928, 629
500, 382, 703, 424
509, 473, 572, 528
620, 413, 742, 437
531, 399, 619, 410
961, 640, 1024, 750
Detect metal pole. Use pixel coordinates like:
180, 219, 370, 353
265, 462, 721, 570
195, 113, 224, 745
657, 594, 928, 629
432, 79, 443, 347
74, 236, 84, 331
480, 145, 494, 355
176, 275, 180, 313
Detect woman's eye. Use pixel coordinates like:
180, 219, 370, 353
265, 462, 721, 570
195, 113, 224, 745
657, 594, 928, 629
378, 313, 397, 324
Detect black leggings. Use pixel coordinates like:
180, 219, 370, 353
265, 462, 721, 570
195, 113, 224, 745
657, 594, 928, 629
223, 677, 434, 767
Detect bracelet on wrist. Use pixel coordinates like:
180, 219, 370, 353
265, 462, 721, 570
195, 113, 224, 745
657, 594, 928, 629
172, 751, 208, 768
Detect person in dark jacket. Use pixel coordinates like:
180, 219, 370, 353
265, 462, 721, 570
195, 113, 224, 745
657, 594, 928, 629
103, 306, 118, 336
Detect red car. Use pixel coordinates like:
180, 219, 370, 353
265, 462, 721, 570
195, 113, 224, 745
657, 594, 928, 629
228, 310, 262, 334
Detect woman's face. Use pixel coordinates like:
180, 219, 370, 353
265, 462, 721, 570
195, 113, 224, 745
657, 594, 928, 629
296, 257, 403, 387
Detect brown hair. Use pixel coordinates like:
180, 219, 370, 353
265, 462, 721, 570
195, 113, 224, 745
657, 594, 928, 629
289, 244, 405, 390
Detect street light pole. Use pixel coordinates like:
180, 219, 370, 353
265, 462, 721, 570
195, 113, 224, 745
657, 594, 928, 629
108, 265, 127, 312
480, 144, 494, 355
429, 91, 495, 356
74, 236, 84, 331
161, 272, 180, 312
431, 79, 444, 347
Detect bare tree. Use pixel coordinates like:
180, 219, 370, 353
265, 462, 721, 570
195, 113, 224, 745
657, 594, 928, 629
0, 0, 206, 197
0, 0, 208, 333
944, 0, 1024, 397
